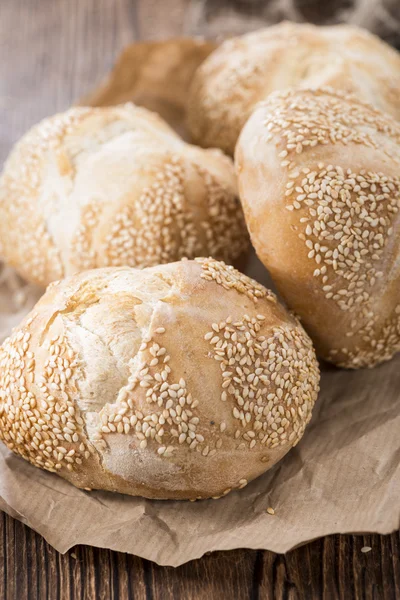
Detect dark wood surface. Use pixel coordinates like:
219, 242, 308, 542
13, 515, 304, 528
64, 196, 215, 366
0, 0, 399, 598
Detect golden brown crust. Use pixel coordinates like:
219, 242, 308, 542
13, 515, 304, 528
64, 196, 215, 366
236, 88, 400, 368
187, 22, 400, 155
0, 260, 320, 499
0, 104, 249, 287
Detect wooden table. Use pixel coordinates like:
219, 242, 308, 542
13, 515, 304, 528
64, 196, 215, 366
1, 1, 399, 598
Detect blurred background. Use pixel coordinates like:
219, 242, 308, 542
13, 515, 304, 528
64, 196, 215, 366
1, 0, 400, 163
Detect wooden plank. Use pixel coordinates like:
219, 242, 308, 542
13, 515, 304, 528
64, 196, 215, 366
136, 0, 192, 38
0, 0, 135, 165
2, 517, 400, 600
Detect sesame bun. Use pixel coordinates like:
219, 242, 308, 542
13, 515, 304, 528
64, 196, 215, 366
0, 104, 249, 288
0, 259, 319, 499
235, 88, 400, 369
187, 22, 400, 155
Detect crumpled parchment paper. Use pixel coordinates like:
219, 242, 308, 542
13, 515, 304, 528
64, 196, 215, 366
0, 37, 399, 567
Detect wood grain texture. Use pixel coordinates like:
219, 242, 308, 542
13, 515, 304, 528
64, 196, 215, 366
0, 0, 135, 164
0, 0, 399, 598
1, 515, 400, 599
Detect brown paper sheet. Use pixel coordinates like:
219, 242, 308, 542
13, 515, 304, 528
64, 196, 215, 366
0, 38, 399, 567
79, 38, 217, 139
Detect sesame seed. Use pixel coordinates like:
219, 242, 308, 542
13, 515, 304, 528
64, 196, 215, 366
195, 258, 276, 304
206, 314, 319, 449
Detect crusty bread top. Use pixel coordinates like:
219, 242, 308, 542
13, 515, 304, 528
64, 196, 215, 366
187, 22, 400, 155
236, 87, 400, 368
0, 259, 319, 498
0, 104, 248, 287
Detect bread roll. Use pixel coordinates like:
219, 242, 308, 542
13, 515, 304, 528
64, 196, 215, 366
236, 87, 400, 369
0, 104, 249, 287
187, 22, 400, 155
0, 259, 319, 499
